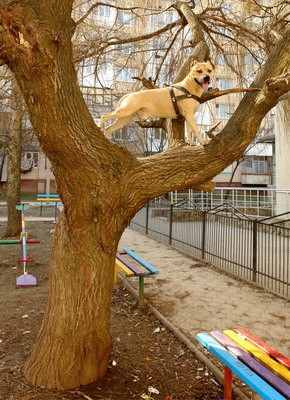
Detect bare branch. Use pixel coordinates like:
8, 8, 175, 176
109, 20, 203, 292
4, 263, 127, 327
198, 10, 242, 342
200, 87, 261, 103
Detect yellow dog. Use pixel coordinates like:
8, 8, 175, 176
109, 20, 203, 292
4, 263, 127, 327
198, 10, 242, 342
98, 60, 214, 146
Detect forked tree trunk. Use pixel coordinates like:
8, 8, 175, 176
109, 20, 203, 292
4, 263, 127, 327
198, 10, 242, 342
0, 1, 289, 391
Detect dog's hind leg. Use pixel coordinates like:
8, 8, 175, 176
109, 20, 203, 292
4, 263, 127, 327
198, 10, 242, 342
104, 115, 134, 137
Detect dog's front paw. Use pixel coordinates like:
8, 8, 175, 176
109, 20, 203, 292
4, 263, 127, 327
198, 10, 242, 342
201, 140, 210, 146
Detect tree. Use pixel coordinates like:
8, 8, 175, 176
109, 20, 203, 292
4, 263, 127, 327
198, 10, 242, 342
5, 84, 24, 236
0, 0, 289, 391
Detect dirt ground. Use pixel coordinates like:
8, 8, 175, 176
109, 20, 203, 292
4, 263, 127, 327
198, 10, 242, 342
0, 207, 225, 400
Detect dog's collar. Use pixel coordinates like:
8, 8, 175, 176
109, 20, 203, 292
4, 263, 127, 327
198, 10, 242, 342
170, 85, 202, 103
169, 85, 202, 119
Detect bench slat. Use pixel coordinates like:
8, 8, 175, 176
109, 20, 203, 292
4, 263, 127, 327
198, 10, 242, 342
196, 332, 287, 400
123, 248, 159, 275
115, 259, 135, 277
37, 200, 61, 202
235, 328, 290, 370
224, 330, 290, 383
37, 194, 59, 198
116, 253, 144, 276
211, 331, 290, 398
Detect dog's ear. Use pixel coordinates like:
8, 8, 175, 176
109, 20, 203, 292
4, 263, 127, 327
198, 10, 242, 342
190, 60, 198, 68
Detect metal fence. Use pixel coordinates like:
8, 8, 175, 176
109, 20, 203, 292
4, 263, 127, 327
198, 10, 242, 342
168, 187, 290, 217
130, 198, 290, 298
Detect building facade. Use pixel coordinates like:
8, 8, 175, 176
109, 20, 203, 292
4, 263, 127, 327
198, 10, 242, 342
0, 0, 281, 194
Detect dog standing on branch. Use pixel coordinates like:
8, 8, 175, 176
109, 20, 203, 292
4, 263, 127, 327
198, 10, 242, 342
98, 60, 214, 146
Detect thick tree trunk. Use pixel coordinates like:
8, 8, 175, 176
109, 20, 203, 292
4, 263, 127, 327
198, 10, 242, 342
5, 102, 23, 236
24, 212, 119, 388
0, 1, 289, 391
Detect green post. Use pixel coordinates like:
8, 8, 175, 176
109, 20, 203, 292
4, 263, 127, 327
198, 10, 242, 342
0, 240, 20, 245
138, 276, 145, 308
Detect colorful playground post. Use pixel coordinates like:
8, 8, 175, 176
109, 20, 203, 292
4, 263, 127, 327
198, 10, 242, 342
14, 203, 38, 287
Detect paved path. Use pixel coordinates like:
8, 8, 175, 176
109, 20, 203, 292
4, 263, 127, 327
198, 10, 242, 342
119, 228, 290, 357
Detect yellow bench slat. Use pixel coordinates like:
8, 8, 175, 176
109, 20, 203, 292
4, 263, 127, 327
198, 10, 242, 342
224, 330, 290, 382
37, 199, 61, 202
115, 258, 135, 277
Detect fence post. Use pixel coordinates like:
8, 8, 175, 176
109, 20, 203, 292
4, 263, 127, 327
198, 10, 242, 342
252, 219, 257, 282
202, 211, 206, 259
169, 204, 173, 245
145, 202, 149, 235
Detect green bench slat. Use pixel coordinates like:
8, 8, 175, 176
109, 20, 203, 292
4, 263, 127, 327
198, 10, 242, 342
123, 248, 159, 275
196, 332, 287, 400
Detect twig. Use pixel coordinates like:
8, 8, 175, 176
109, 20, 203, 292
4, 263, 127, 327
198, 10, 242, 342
72, 391, 94, 400
205, 122, 221, 142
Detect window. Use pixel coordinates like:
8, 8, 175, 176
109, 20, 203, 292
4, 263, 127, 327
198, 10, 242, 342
221, 4, 232, 15
196, 105, 212, 125
118, 11, 136, 26
216, 53, 234, 65
244, 51, 264, 65
24, 152, 39, 167
115, 43, 135, 54
216, 27, 233, 40
245, 157, 268, 174
93, 4, 111, 20
116, 67, 137, 82
83, 60, 95, 76
216, 78, 234, 90
150, 12, 172, 26
152, 37, 167, 53
216, 104, 235, 119
113, 126, 134, 141
150, 128, 166, 141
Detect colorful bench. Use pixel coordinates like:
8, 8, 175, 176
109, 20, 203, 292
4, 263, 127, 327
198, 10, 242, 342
36, 194, 63, 220
196, 329, 290, 400
115, 247, 159, 308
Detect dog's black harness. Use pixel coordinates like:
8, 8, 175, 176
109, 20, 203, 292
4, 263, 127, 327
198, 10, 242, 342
169, 85, 202, 119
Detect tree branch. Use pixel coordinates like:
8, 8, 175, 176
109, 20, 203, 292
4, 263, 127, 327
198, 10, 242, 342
127, 30, 290, 203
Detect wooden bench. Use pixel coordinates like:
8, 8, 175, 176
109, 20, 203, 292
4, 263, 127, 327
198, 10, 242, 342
36, 194, 63, 220
115, 247, 159, 308
196, 328, 290, 400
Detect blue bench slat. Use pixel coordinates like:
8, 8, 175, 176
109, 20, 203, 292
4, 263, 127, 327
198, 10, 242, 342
116, 253, 144, 276
37, 194, 60, 198
196, 332, 287, 400
123, 248, 159, 275
211, 331, 290, 398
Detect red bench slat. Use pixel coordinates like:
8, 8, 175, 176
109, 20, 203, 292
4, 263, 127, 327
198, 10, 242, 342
211, 331, 290, 398
235, 328, 290, 370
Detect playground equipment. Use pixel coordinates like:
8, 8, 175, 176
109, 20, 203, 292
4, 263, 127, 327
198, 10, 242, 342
14, 204, 38, 287
15, 204, 38, 287
0, 239, 40, 245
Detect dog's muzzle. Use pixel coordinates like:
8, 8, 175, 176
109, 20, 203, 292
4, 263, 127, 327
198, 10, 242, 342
195, 75, 211, 90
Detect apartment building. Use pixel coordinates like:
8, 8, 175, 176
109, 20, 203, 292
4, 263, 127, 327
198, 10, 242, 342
0, 0, 277, 193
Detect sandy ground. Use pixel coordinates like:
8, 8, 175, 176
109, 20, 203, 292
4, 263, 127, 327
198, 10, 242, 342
119, 228, 290, 357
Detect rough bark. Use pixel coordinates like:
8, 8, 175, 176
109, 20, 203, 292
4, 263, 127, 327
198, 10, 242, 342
5, 96, 23, 236
0, 0, 289, 391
